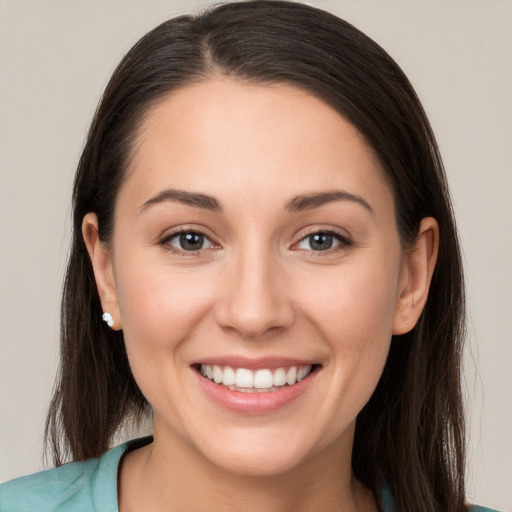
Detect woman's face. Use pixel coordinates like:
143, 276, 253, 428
88, 79, 425, 476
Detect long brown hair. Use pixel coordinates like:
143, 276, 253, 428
45, 2, 466, 510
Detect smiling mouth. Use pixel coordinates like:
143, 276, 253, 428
195, 364, 316, 393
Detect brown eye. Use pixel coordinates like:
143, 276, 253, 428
308, 233, 333, 251
166, 231, 213, 251
296, 231, 349, 252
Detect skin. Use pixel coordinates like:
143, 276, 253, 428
83, 78, 438, 512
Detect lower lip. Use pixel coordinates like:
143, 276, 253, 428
195, 368, 317, 414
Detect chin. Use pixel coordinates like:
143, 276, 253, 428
190, 425, 322, 477
209, 446, 308, 477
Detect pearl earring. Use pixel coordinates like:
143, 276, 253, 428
102, 312, 114, 328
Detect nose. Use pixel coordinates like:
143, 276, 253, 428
214, 249, 295, 340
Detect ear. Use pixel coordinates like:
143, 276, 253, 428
82, 213, 122, 330
392, 217, 439, 335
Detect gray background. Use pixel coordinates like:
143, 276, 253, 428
0, 1, 511, 510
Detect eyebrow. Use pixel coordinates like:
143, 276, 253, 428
139, 189, 222, 213
285, 190, 373, 214
138, 188, 372, 215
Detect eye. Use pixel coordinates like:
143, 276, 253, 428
295, 231, 349, 252
164, 231, 215, 252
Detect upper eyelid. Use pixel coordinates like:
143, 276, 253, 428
290, 228, 352, 252
159, 226, 215, 243
294, 226, 351, 243
159, 229, 219, 256
157, 225, 351, 249
164, 230, 212, 242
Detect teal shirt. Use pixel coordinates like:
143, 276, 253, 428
0, 437, 499, 512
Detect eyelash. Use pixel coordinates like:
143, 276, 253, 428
292, 229, 352, 253
159, 228, 352, 255
159, 229, 218, 256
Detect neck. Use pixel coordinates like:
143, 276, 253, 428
119, 422, 376, 512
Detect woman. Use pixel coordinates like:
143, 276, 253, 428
0, 1, 500, 511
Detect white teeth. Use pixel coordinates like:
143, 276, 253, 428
273, 368, 286, 387
253, 369, 273, 389
199, 364, 314, 391
222, 366, 236, 386
213, 365, 223, 384
286, 366, 297, 385
235, 368, 253, 388
297, 365, 312, 382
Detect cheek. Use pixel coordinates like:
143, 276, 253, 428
114, 257, 217, 357
300, 255, 400, 343
113, 260, 221, 423
297, 254, 400, 406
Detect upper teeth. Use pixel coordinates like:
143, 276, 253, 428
200, 364, 312, 390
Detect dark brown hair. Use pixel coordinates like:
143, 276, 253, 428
45, 2, 466, 510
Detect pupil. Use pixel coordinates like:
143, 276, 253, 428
180, 233, 204, 250
310, 233, 332, 251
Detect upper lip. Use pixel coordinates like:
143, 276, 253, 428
191, 356, 318, 370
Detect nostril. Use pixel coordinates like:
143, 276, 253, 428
214, 297, 295, 340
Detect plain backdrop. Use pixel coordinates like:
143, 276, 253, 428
0, 1, 511, 510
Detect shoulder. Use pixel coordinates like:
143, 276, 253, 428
0, 459, 98, 512
0, 439, 142, 512
379, 485, 502, 512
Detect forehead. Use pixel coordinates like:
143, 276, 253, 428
122, 78, 393, 215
